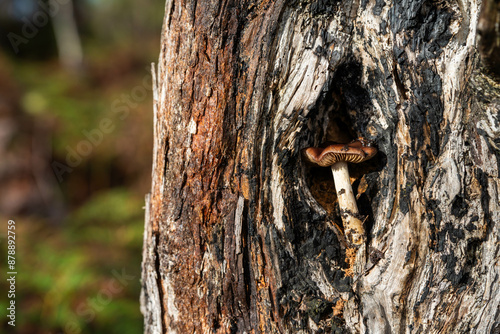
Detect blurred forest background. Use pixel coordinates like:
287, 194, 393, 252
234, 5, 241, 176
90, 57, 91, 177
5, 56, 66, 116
0, 0, 163, 333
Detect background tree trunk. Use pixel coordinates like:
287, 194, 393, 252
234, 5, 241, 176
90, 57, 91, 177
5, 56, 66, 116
141, 0, 500, 333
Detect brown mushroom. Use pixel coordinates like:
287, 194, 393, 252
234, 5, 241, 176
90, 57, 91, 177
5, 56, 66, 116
304, 138, 377, 247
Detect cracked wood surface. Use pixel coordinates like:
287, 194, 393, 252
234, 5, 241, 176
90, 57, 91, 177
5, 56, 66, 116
141, 0, 500, 333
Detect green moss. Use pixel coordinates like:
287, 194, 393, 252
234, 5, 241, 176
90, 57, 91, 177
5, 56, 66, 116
306, 297, 333, 324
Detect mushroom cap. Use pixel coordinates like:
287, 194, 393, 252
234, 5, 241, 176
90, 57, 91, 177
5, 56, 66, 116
304, 137, 378, 167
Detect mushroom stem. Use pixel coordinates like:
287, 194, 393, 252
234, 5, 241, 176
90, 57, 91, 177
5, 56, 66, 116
331, 161, 365, 246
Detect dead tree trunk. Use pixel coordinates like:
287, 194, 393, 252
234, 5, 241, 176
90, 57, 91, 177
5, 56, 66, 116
141, 0, 500, 333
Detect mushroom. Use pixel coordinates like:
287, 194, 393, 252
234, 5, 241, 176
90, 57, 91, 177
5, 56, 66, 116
304, 138, 377, 247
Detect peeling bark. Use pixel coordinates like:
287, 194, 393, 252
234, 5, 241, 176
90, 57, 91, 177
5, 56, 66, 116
141, 0, 500, 333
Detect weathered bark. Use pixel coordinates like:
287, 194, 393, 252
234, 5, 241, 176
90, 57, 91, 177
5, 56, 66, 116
141, 0, 500, 333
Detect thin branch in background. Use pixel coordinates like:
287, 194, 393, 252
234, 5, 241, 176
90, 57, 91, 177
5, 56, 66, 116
51, 0, 83, 70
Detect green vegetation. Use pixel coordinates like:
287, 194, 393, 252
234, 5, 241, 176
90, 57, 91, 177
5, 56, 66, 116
1, 189, 145, 333
0, 0, 163, 332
